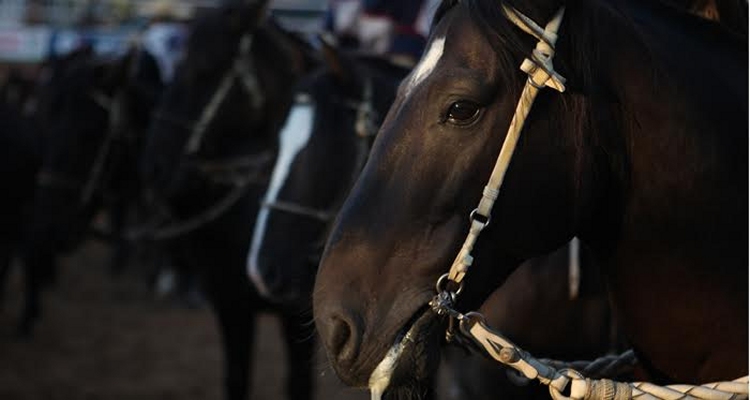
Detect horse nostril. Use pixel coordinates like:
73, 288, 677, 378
326, 312, 362, 366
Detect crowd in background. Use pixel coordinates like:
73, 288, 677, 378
0, 0, 441, 84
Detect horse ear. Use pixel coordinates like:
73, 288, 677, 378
229, 0, 271, 33
95, 51, 134, 93
318, 33, 351, 85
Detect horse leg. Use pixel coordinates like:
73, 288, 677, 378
108, 196, 130, 276
17, 246, 52, 337
192, 242, 255, 400
0, 241, 13, 309
211, 291, 255, 400
280, 308, 315, 400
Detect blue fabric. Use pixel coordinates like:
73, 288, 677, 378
363, 0, 423, 26
390, 33, 426, 60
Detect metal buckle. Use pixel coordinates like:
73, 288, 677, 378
469, 208, 491, 228
435, 273, 464, 296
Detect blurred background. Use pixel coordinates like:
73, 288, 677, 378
0, 0, 454, 398
0, 0, 328, 78
0, 2, 369, 400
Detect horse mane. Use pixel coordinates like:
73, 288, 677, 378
264, 17, 321, 75
432, 0, 745, 94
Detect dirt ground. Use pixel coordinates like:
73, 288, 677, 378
0, 240, 369, 400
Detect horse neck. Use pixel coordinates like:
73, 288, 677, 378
570, 0, 747, 335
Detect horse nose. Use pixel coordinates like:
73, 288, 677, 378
317, 306, 363, 369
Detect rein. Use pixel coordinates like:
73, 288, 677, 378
134, 32, 272, 241
151, 31, 264, 156
176, 32, 264, 155
36, 88, 126, 209
427, 6, 749, 400
130, 150, 274, 242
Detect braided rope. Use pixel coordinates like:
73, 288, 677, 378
552, 370, 748, 400
454, 313, 748, 400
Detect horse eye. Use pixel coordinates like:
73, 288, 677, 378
446, 101, 481, 125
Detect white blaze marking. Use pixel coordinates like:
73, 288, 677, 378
247, 99, 315, 296
404, 36, 445, 97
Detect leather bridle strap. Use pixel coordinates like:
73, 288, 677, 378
80, 89, 125, 205
36, 88, 124, 208
443, 6, 566, 289
262, 200, 335, 222
184, 33, 264, 154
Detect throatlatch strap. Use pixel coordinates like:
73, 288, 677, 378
446, 7, 566, 285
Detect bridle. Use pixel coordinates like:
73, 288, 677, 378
153, 31, 265, 156
184, 33, 265, 155
261, 76, 378, 224
36, 83, 130, 211
151, 29, 269, 180
432, 5, 567, 309
134, 31, 273, 241
427, 2, 574, 392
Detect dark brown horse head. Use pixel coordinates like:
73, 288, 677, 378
314, 0, 747, 396
142, 1, 317, 205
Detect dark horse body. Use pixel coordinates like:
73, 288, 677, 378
0, 72, 42, 310
313, 0, 747, 397
0, 46, 163, 336
141, 4, 317, 400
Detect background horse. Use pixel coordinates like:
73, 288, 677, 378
312, 0, 747, 397
1, 45, 162, 336
247, 42, 411, 304
0, 72, 42, 313
141, 2, 318, 399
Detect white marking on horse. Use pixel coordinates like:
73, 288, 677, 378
404, 36, 445, 97
247, 98, 315, 297
369, 340, 406, 400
